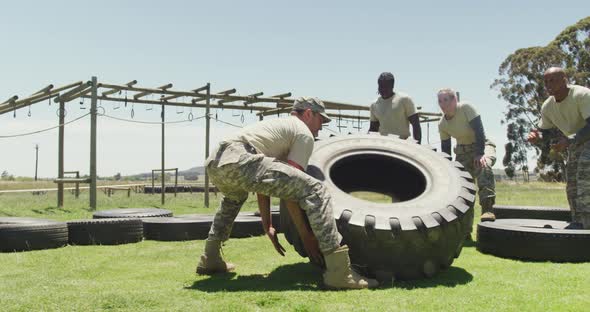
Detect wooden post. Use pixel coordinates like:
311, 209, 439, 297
90, 76, 97, 210
204, 83, 211, 208
174, 168, 178, 197
161, 100, 165, 205
57, 101, 65, 207
75, 171, 80, 198
34, 144, 39, 181
151, 170, 155, 195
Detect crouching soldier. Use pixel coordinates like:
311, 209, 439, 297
437, 88, 497, 222
197, 97, 378, 289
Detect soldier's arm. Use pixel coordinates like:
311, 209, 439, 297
369, 121, 380, 132
441, 139, 452, 158
408, 114, 422, 143
256, 193, 272, 232
468, 116, 486, 156
574, 117, 590, 146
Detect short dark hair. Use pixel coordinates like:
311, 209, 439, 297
378, 72, 395, 85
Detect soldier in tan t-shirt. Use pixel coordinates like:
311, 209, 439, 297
437, 88, 497, 224
528, 67, 590, 229
197, 97, 378, 289
369, 72, 422, 142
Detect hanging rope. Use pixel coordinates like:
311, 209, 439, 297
98, 112, 206, 125
0, 113, 90, 138
214, 118, 244, 128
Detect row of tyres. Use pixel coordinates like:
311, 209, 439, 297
0, 208, 280, 252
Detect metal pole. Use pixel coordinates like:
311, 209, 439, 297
57, 102, 65, 207
34, 144, 39, 181
90, 76, 97, 210
204, 83, 211, 208
151, 170, 155, 195
161, 100, 165, 205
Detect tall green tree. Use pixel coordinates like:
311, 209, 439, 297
491, 16, 590, 180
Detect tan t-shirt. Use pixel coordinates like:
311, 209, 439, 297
370, 92, 417, 139
438, 102, 479, 145
538, 85, 590, 136
231, 115, 315, 169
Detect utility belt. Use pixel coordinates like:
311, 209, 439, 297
454, 143, 476, 154
454, 140, 495, 155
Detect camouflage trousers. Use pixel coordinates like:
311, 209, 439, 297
205, 141, 342, 253
454, 140, 496, 213
566, 140, 590, 229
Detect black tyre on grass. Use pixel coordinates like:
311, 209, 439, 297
493, 205, 570, 221
92, 208, 172, 219
178, 213, 265, 238
143, 217, 212, 241
67, 218, 143, 245
0, 218, 68, 252
281, 134, 476, 280
477, 219, 590, 262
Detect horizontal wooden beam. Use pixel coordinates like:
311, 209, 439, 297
102, 80, 137, 96
1, 95, 18, 105
31, 84, 54, 96
270, 92, 291, 99
54, 82, 93, 103
420, 118, 441, 123
418, 112, 443, 117
0, 81, 84, 116
192, 85, 209, 93
134, 83, 173, 99
54, 178, 91, 184
216, 88, 236, 96
82, 95, 274, 112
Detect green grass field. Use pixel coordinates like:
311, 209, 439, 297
1, 181, 589, 311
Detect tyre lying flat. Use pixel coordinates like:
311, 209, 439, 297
0, 217, 68, 252
281, 134, 476, 280
493, 205, 570, 221
477, 219, 590, 262
92, 208, 173, 219
67, 218, 144, 245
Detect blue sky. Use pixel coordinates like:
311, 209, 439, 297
1, 1, 588, 177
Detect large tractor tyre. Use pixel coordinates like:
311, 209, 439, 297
477, 219, 590, 262
143, 217, 213, 241
492, 205, 570, 221
281, 134, 476, 280
92, 208, 172, 219
0, 218, 68, 252
67, 218, 144, 245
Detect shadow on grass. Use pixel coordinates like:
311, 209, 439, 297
188, 263, 473, 292
393, 266, 473, 289
187, 262, 321, 292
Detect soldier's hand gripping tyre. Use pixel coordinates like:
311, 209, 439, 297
281, 134, 476, 280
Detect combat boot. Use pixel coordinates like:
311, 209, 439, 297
196, 239, 236, 275
323, 245, 379, 289
480, 198, 496, 222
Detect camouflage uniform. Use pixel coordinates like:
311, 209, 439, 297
206, 140, 342, 253
454, 140, 496, 213
566, 140, 590, 228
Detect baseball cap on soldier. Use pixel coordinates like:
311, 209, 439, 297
292, 97, 331, 123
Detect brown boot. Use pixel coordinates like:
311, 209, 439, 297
323, 245, 379, 289
196, 239, 236, 275
480, 212, 496, 222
